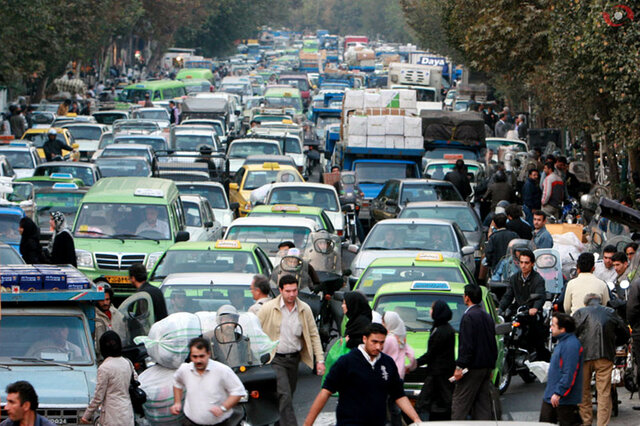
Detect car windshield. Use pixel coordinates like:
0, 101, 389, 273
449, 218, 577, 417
374, 293, 468, 332
245, 98, 264, 109
279, 79, 309, 92
264, 96, 303, 111
244, 170, 285, 190
22, 133, 50, 148
93, 113, 127, 125
177, 184, 227, 209
0, 150, 34, 169
96, 158, 150, 177
162, 284, 253, 314
0, 246, 25, 264
120, 88, 152, 103
359, 266, 466, 297
364, 223, 457, 252
250, 212, 324, 229
226, 225, 311, 254
0, 214, 21, 244
65, 126, 102, 141
152, 251, 257, 281
35, 192, 84, 233
98, 134, 114, 148
399, 206, 479, 232
426, 164, 480, 181
183, 122, 224, 136
229, 142, 280, 158
174, 135, 216, 151
135, 110, 169, 121
74, 203, 171, 240
183, 201, 203, 227
35, 166, 94, 186
268, 187, 338, 211
113, 137, 167, 152
487, 140, 527, 152
399, 184, 462, 204
0, 315, 92, 364
102, 148, 149, 162
32, 112, 55, 125
424, 149, 479, 161
186, 82, 212, 94
355, 162, 417, 184
279, 138, 302, 154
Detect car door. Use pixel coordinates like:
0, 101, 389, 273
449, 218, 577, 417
378, 181, 400, 221
116, 292, 155, 347
453, 223, 475, 273
371, 181, 391, 221
202, 199, 222, 240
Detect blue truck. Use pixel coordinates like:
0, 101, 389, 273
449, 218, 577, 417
0, 206, 26, 254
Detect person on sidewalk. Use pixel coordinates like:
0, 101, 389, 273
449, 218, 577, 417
563, 253, 610, 315
574, 293, 629, 426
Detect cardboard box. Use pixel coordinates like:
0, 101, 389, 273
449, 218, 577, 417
405, 137, 424, 149
386, 135, 405, 149
367, 115, 386, 136
41, 271, 68, 290
18, 272, 42, 291
364, 92, 382, 108
367, 136, 386, 148
385, 115, 404, 135
404, 116, 423, 137
348, 135, 367, 147
381, 90, 400, 108
356, 51, 375, 61
1, 272, 19, 289
344, 90, 364, 110
347, 115, 368, 136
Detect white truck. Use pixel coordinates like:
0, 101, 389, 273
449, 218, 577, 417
387, 63, 443, 112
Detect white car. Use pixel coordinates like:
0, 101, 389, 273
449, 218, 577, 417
180, 194, 223, 241
226, 139, 282, 175
176, 181, 235, 230
249, 128, 305, 174
131, 107, 171, 129
61, 123, 109, 160
264, 182, 344, 235
348, 218, 476, 286
224, 216, 320, 264
0, 143, 41, 178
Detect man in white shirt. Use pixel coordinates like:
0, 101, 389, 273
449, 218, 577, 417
594, 245, 618, 283
564, 253, 610, 315
136, 206, 170, 238
171, 337, 246, 425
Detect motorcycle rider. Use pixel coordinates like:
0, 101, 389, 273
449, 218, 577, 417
270, 247, 320, 292
499, 249, 550, 361
43, 128, 74, 161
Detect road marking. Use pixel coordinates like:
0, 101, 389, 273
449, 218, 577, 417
313, 412, 336, 425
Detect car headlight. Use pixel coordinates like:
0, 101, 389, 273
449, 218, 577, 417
351, 267, 365, 279
146, 252, 163, 271
76, 250, 94, 268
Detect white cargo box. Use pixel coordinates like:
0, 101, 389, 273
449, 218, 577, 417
348, 135, 367, 147
367, 136, 386, 148
344, 90, 364, 110
364, 92, 382, 108
405, 136, 424, 149
386, 135, 405, 149
367, 115, 386, 136
399, 90, 417, 109
347, 115, 368, 136
404, 116, 422, 137
385, 115, 404, 135
380, 90, 399, 108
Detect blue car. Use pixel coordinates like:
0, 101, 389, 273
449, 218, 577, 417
0, 206, 26, 253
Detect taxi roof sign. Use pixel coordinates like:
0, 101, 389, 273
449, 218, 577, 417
272, 204, 300, 212
262, 162, 280, 169
215, 240, 242, 249
411, 281, 451, 291
415, 252, 444, 262
52, 183, 79, 190
50, 173, 74, 179
134, 188, 164, 198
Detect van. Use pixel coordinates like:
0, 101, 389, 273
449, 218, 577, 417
119, 80, 187, 103
72, 177, 189, 295
264, 86, 304, 119
176, 68, 215, 84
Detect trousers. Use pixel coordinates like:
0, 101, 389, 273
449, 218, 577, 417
539, 401, 582, 426
272, 352, 301, 426
579, 358, 613, 426
451, 368, 493, 420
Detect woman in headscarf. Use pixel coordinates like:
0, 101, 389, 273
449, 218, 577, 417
18, 217, 45, 264
342, 291, 372, 349
47, 211, 77, 266
415, 300, 456, 421
383, 311, 417, 426
81, 331, 136, 425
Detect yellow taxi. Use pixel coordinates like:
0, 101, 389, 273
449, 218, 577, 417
21, 128, 79, 160
229, 162, 303, 216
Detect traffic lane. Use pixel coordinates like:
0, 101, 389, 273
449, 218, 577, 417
294, 364, 337, 423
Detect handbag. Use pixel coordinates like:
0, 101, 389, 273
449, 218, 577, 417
129, 364, 147, 416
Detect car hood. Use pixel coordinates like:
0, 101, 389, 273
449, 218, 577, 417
351, 249, 461, 275
0, 369, 94, 406
75, 236, 172, 253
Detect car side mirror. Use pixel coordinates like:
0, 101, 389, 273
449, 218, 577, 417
204, 221, 214, 228
461, 245, 475, 256
230, 202, 240, 210
175, 231, 190, 242
260, 353, 271, 365
229, 183, 239, 190
385, 199, 397, 206
347, 244, 359, 254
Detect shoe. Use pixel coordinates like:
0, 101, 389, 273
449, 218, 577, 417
632, 406, 640, 411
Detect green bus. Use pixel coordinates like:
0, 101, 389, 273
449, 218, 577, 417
119, 80, 187, 103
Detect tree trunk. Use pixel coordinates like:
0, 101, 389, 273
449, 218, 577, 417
603, 133, 621, 199
33, 76, 49, 103
584, 132, 595, 182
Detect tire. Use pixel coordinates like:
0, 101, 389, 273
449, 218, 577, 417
612, 386, 619, 417
498, 356, 512, 394
519, 370, 537, 383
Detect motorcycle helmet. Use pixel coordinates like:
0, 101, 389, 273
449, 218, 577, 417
280, 248, 303, 272
48, 128, 57, 135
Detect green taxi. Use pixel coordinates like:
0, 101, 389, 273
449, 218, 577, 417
16, 174, 85, 191
248, 205, 336, 234
147, 240, 273, 287
352, 253, 476, 301
371, 279, 505, 399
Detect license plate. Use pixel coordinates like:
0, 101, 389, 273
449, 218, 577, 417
105, 275, 130, 284
50, 419, 67, 425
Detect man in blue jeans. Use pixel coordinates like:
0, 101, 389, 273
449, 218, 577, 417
540, 313, 583, 425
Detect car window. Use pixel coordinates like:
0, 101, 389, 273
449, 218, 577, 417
358, 266, 465, 297
36, 166, 94, 186
183, 201, 203, 227
400, 184, 462, 204
363, 223, 456, 252
399, 206, 479, 232
374, 293, 469, 332
161, 284, 253, 314
226, 225, 311, 254
0, 214, 22, 244
152, 250, 257, 280
0, 151, 36, 168
268, 187, 338, 212
243, 170, 282, 190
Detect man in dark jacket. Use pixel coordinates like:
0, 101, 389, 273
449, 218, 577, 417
626, 276, 640, 409
43, 129, 74, 161
451, 285, 497, 420
482, 171, 514, 211
574, 293, 629, 426
444, 159, 472, 200
521, 168, 542, 223
129, 263, 168, 321
540, 313, 583, 425
484, 213, 518, 270
499, 249, 550, 361
505, 204, 533, 240
9, 106, 25, 139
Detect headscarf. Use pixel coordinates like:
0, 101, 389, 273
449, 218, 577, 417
99, 330, 122, 359
383, 311, 407, 348
431, 300, 453, 329
19, 217, 41, 252
344, 291, 372, 348
50, 211, 68, 233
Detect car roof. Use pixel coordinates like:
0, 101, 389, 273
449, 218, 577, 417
374, 280, 469, 297
244, 154, 295, 164
179, 194, 206, 204
372, 218, 455, 227
35, 162, 96, 169
242, 163, 298, 172
0, 206, 25, 216
114, 134, 166, 140
403, 201, 471, 209
104, 144, 151, 150
23, 127, 68, 134
160, 272, 254, 287
82, 177, 178, 204
269, 182, 338, 193
250, 205, 324, 215
173, 129, 216, 136
176, 181, 225, 189
392, 178, 456, 185
231, 138, 280, 145
167, 241, 260, 252
228, 216, 319, 230
96, 155, 149, 162
366, 255, 464, 268
62, 123, 107, 129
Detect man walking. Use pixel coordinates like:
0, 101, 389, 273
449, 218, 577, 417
248, 274, 272, 315
304, 323, 421, 426
541, 161, 565, 219
1, 381, 57, 426
484, 213, 518, 271
171, 338, 246, 425
258, 274, 325, 425
522, 169, 542, 223
94, 285, 127, 360
129, 263, 168, 321
444, 159, 472, 200
574, 294, 629, 426
563, 253, 610, 315
451, 285, 498, 420
532, 210, 554, 249
594, 245, 618, 283
539, 313, 583, 425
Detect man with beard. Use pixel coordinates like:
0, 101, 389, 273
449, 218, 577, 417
94, 285, 127, 361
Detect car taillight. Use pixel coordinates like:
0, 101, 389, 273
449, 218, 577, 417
512, 321, 520, 328
337, 230, 343, 236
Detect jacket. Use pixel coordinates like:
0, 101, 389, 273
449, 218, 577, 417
506, 217, 532, 240
19, 217, 45, 264
485, 228, 518, 269
543, 332, 583, 405
257, 295, 324, 368
456, 304, 497, 369
49, 229, 77, 266
499, 270, 546, 312
9, 114, 25, 139
626, 277, 640, 335
83, 356, 136, 425
532, 226, 553, 249
43, 138, 74, 161
444, 170, 472, 200
483, 182, 514, 210
95, 306, 127, 360
541, 171, 565, 209
0, 415, 56, 426
574, 300, 629, 362
563, 273, 610, 315
417, 323, 455, 376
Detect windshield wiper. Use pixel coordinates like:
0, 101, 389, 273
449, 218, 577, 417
0, 364, 12, 371
364, 246, 390, 250
12, 357, 74, 370
111, 233, 160, 244
76, 229, 124, 243
400, 247, 430, 251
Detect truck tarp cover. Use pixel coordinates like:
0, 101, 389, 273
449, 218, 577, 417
421, 110, 486, 146
181, 97, 227, 113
